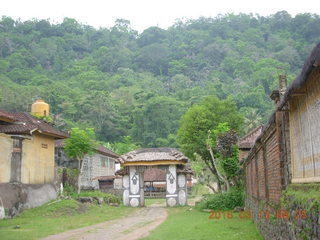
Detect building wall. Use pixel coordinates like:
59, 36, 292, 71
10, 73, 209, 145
289, 69, 320, 183
0, 133, 13, 183
22, 132, 55, 184
245, 118, 285, 205
80, 153, 116, 189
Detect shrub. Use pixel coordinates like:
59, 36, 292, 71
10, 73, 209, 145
70, 191, 121, 204
196, 188, 244, 210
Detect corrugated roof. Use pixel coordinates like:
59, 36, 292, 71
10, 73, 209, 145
0, 112, 68, 138
118, 148, 189, 163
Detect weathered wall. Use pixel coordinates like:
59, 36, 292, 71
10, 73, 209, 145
80, 154, 116, 190
246, 197, 320, 240
22, 133, 55, 184
0, 134, 13, 183
289, 69, 320, 183
0, 182, 57, 217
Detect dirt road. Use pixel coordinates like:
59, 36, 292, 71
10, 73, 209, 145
41, 204, 167, 240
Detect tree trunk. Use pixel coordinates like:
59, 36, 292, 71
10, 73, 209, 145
77, 157, 84, 194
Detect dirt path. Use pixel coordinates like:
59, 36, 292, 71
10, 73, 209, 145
40, 204, 167, 240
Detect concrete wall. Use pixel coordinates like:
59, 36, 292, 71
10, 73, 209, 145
0, 182, 57, 217
0, 134, 13, 183
22, 132, 55, 184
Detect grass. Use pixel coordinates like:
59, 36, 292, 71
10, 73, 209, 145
190, 184, 210, 197
0, 199, 137, 240
144, 198, 165, 206
141, 207, 263, 240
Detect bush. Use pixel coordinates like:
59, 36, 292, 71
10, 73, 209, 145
70, 191, 121, 204
196, 188, 244, 210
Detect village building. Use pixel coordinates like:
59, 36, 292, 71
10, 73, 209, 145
116, 148, 192, 207
55, 140, 120, 191
0, 101, 68, 216
242, 43, 320, 240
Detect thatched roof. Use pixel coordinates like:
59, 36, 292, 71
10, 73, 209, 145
279, 42, 320, 109
118, 148, 189, 164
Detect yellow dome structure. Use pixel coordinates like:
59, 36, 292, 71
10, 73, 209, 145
31, 100, 49, 117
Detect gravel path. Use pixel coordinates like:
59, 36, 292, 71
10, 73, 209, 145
40, 204, 167, 240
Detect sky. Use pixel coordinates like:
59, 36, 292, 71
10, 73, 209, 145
1, 0, 319, 32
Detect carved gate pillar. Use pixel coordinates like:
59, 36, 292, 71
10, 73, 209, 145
127, 166, 144, 207
177, 173, 187, 206
166, 165, 178, 207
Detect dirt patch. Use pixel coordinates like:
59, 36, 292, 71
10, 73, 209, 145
41, 204, 167, 240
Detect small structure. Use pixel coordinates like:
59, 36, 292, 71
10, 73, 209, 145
55, 140, 120, 191
117, 148, 191, 207
0, 107, 68, 184
0, 101, 68, 215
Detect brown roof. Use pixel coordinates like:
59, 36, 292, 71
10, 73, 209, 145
279, 43, 320, 109
0, 110, 17, 123
55, 139, 119, 159
239, 125, 263, 149
0, 112, 68, 138
118, 148, 189, 164
92, 176, 120, 180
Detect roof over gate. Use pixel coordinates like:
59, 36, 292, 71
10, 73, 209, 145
118, 148, 188, 166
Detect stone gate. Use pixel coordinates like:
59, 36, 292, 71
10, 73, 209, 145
116, 148, 192, 207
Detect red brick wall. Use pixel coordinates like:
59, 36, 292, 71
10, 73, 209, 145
244, 112, 288, 205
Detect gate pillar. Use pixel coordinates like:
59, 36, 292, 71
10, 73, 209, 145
166, 165, 178, 207
128, 166, 144, 207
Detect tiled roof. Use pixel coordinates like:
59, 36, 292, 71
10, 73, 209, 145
55, 139, 119, 159
92, 176, 120, 180
0, 110, 17, 122
239, 125, 264, 149
0, 112, 68, 139
96, 145, 120, 158
118, 148, 189, 163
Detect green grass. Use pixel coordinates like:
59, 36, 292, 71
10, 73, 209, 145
141, 207, 263, 240
191, 184, 210, 197
144, 198, 165, 206
0, 199, 137, 240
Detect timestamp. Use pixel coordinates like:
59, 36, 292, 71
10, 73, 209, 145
208, 210, 308, 220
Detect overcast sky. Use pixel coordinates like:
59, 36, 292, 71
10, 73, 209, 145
1, 0, 319, 32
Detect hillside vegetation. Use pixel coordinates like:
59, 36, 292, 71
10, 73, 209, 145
0, 11, 319, 147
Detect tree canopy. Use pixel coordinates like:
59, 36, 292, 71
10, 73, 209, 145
0, 12, 319, 147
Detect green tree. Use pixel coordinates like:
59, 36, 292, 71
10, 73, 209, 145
177, 96, 242, 191
64, 128, 97, 193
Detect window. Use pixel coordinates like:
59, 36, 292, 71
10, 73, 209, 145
100, 157, 106, 167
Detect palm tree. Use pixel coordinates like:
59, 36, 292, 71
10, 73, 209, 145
243, 109, 262, 133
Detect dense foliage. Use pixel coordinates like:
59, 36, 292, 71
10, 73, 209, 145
0, 12, 319, 147
197, 188, 245, 210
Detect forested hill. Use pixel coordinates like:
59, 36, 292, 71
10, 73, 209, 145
0, 11, 319, 147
